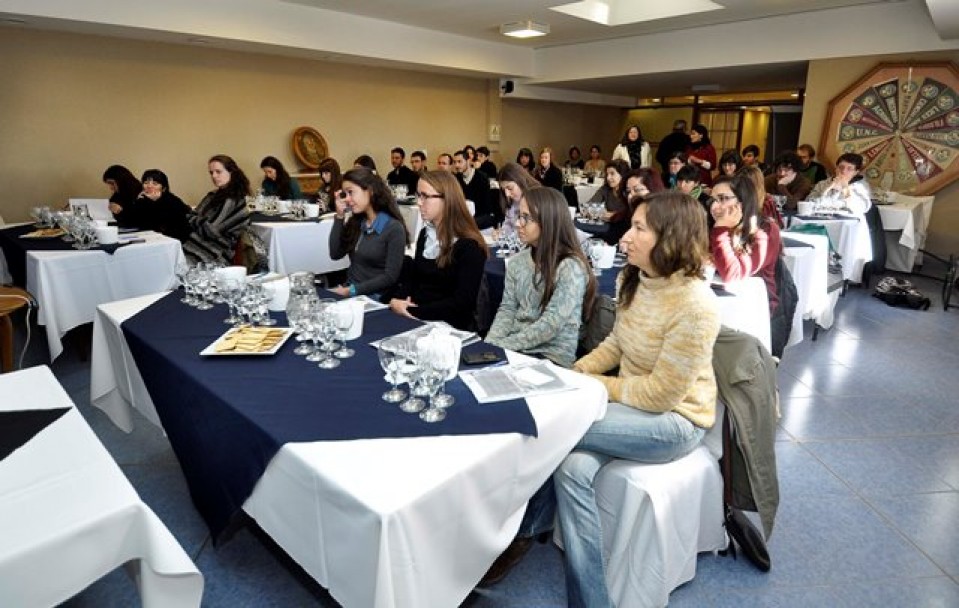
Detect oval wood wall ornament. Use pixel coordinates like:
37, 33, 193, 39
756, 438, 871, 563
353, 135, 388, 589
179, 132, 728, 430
292, 126, 329, 170
819, 62, 959, 195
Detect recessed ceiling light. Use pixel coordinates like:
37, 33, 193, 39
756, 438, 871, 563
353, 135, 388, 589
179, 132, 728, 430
790, 92, 800, 98
551, 0, 722, 26
500, 20, 550, 38
187, 37, 209, 45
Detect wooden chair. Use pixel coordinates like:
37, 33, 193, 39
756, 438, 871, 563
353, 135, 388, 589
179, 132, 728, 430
0, 286, 33, 372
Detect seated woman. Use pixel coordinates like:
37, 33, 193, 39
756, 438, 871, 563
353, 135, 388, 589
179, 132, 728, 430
531, 147, 564, 191
317, 157, 343, 209
624, 167, 665, 203
103, 165, 143, 228
719, 149, 743, 178
259, 156, 302, 200
486, 188, 596, 367
557, 192, 721, 607
709, 174, 785, 352
328, 167, 409, 301
741, 164, 783, 228
664, 151, 686, 189
587, 160, 630, 245
496, 162, 540, 240
389, 170, 488, 331
808, 152, 871, 214
132, 169, 192, 242
353, 154, 378, 174
515, 147, 535, 173
182, 155, 252, 265
565, 146, 585, 171
583, 145, 606, 176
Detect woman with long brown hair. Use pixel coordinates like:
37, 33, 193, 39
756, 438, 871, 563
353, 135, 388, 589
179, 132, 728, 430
182, 154, 252, 265
486, 187, 596, 367
389, 170, 488, 331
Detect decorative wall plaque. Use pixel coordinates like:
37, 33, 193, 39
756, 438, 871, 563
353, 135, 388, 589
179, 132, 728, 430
292, 126, 329, 170
819, 62, 959, 195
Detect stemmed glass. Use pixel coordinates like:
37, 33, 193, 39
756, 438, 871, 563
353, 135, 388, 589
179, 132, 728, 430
217, 276, 244, 325
287, 294, 315, 355
586, 238, 604, 276
193, 266, 214, 310
331, 302, 355, 358
251, 283, 277, 326
175, 260, 191, 303
378, 337, 407, 403
315, 301, 340, 369
418, 362, 447, 423
430, 339, 457, 409
398, 341, 426, 413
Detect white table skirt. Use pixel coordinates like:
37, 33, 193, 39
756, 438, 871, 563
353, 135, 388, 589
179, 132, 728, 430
0, 366, 203, 608
90, 294, 608, 607
716, 277, 771, 353
19, 231, 183, 360
575, 184, 601, 205
251, 220, 350, 276
878, 196, 934, 272
784, 233, 836, 330
790, 216, 871, 283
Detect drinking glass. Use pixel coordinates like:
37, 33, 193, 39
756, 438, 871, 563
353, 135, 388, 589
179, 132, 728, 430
430, 340, 457, 409
287, 294, 315, 355
398, 341, 426, 413
217, 277, 244, 325
587, 238, 604, 276
315, 300, 340, 369
418, 364, 446, 423
332, 302, 355, 358
194, 266, 214, 310
378, 338, 407, 403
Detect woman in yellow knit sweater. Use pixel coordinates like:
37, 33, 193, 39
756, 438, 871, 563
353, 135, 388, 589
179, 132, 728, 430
557, 191, 721, 607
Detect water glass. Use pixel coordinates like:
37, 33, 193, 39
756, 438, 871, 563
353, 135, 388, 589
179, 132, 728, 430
332, 302, 355, 358
378, 338, 407, 403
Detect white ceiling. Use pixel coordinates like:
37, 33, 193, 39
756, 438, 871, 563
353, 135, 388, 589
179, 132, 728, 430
0, 0, 951, 102
280, 0, 893, 48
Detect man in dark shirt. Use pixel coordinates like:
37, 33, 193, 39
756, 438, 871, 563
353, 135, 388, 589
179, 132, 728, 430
454, 149, 498, 229
797, 144, 829, 185
411, 150, 427, 175
656, 120, 691, 175
386, 147, 419, 193
475, 146, 497, 179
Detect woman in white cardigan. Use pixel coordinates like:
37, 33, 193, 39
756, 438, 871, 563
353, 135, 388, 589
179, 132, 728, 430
611, 124, 651, 170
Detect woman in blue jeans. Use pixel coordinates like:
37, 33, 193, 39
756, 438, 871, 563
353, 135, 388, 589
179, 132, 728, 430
560, 191, 721, 607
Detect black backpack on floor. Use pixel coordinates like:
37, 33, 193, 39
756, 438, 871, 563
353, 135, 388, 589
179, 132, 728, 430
873, 277, 931, 310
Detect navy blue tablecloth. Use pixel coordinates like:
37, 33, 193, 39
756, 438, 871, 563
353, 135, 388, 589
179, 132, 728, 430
121, 291, 537, 538
0, 225, 134, 286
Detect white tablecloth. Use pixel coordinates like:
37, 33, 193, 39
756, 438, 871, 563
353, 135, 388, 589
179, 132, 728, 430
251, 220, 350, 276
790, 216, 871, 283
877, 195, 934, 271
574, 184, 601, 205
90, 294, 609, 607
11, 231, 183, 360
0, 365, 203, 608
784, 233, 836, 330
716, 277, 771, 353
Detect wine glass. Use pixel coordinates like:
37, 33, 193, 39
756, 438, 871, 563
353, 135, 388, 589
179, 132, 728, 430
430, 339, 457, 409
287, 294, 315, 355
398, 341, 426, 413
332, 302, 355, 358
378, 337, 407, 403
315, 302, 340, 369
217, 277, 244, 325
418, 363, 447, 423
587, 238, 604, 276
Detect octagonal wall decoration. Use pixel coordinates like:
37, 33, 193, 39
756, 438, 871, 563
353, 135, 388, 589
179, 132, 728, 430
819, 62, 959, 196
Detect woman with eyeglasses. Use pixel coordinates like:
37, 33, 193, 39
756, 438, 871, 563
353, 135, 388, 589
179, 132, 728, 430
389, 171, 488, 331
328, 167, 409, 301
131, 169, 192, 242
709, 174, 784, 350
496, 162, 540, 240
486, 188, 596, 367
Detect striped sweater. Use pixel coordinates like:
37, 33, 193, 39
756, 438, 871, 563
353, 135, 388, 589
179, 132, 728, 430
573, 271, 720, 428
182, 192, 250, 265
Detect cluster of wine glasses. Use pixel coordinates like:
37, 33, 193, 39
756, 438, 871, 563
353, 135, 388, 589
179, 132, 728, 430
377, 335, 457, 423
285, 292, 356, 370
494, 230, 524, 258
30, 206, 54, 227
390, 184, 409, 201
578, 200, 607, 224
583, 238, 606, 276
174, 261, 275, 325
52, 211, 98, 249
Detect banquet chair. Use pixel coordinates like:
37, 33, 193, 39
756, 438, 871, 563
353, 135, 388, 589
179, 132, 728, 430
0, 286, 35, 372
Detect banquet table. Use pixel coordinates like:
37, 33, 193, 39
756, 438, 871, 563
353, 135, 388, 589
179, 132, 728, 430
250, 217, 350, 276
0, 365, 203, 608
563, 183, 601, 207
876, 196, 934, 272
783, 233, 837, 331
91, 291, 608, 608
0, 226, 183, 360
789, 214, 871, 283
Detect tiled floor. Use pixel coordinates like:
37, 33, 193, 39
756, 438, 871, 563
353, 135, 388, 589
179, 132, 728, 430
11, 265, 958, 607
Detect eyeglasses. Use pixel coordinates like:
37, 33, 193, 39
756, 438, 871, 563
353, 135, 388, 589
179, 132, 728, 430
415, 192, 444, 202
713, 194, 738, 203
516, 213, 536, 226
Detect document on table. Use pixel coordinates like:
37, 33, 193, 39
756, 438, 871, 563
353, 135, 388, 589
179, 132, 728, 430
369, 321, 479, 348
459, 361, 575, 403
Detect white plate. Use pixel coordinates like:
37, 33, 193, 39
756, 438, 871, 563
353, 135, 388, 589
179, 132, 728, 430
200, 327, 294, 356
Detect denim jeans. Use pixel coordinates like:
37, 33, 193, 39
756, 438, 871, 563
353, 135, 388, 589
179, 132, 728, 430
553, 402, 706, 608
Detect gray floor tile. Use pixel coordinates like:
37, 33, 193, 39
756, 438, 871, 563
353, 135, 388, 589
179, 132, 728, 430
831, 576, 959, 608
807, 439, 954, 496
871, 492, 959, 576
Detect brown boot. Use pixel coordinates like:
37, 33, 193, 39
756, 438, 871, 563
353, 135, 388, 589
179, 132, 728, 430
477, 537, 534, 587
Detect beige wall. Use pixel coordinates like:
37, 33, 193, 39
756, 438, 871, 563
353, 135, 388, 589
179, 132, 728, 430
0, 29, 623, 223
500, 98, 623, 167
799, 51, 959, 256
622, 108, 695, 168
741, 110, 770, 161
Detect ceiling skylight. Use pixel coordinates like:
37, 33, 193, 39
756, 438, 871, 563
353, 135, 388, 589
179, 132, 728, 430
550, 0, 724, 26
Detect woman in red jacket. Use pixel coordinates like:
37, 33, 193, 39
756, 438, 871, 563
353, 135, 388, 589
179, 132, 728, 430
686, 124, 717, 187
